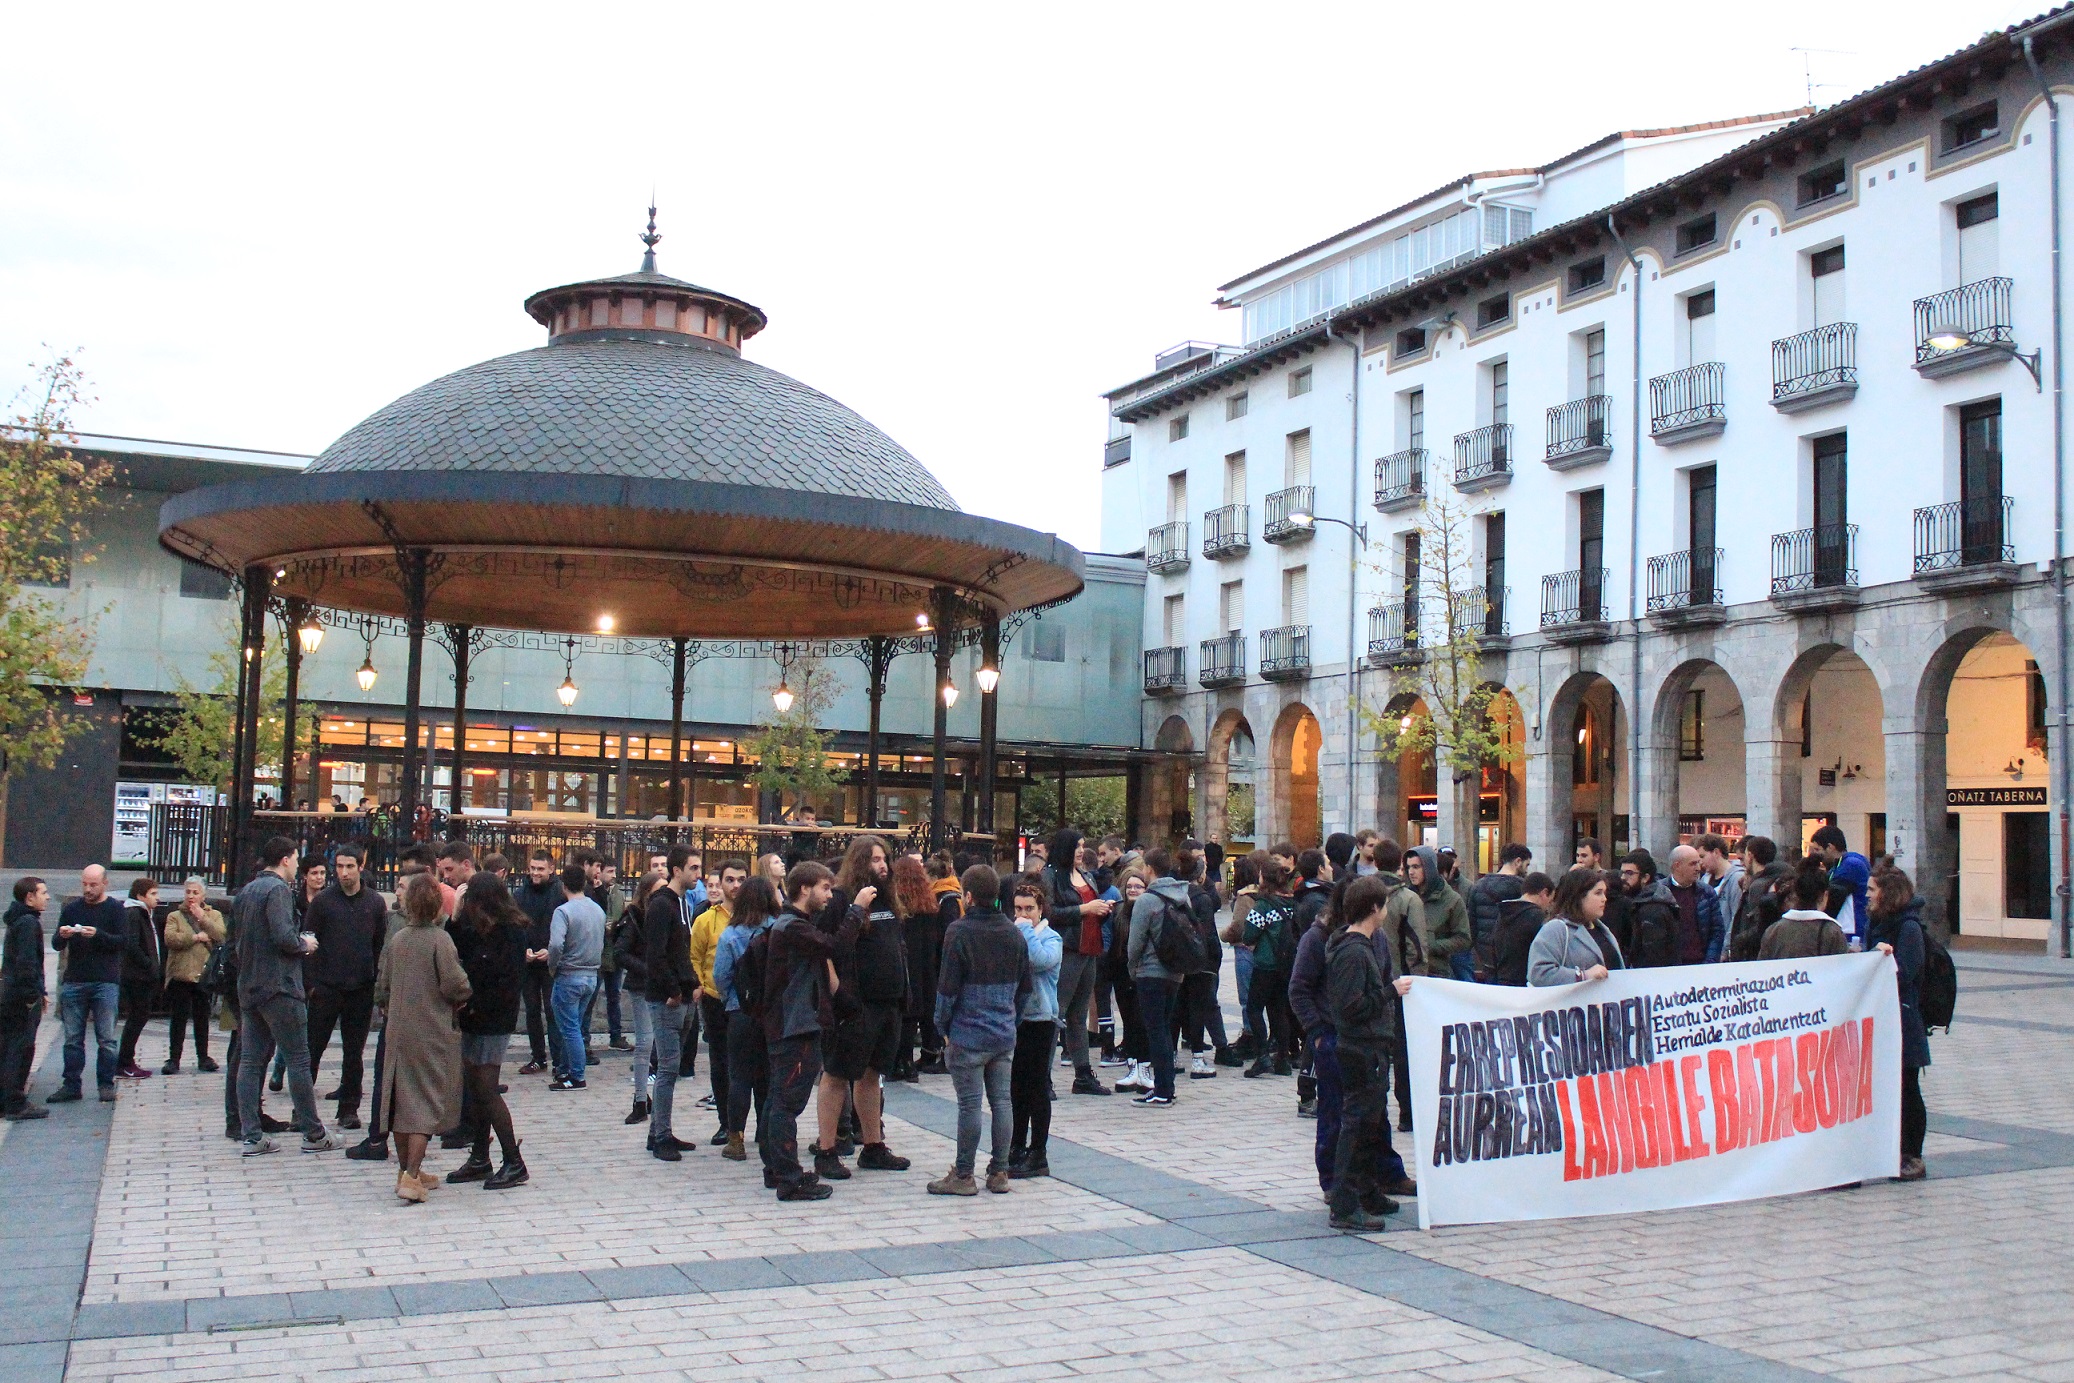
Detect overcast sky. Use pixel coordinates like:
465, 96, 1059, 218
0, 0, 2039, 553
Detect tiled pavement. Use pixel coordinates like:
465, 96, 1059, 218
1, 949, 2069, 1382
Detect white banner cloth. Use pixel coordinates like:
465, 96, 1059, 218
1402, 953, 1901, 1228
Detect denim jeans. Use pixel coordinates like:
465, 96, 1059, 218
583, 967, 623, 1043
59, 981, 120, 1093
948, 1043, 1014, 1176
1234, 946, 1254, 1015
552, 973, 598, 1083
726, 1008, 770, 1155
628, 992, 655, 1097
1055, 951, 1097, 1071
766, 1033, 823, 1190
238, 994, 323, 1141
1133, 977, 1178, 1098
645, 999, 683, 1143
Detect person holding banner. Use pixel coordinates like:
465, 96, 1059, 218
1526, 869, 1624, 986
1758, 863, 1851, 960
1867, 866, 1931, 1182
1323, 875, 1418, 1231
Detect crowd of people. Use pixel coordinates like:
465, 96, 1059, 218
0, 818, 1937, 1225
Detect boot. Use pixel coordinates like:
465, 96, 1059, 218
1272, 1054, 1293, 1076
1245, 1054, 1273, 1079
813, 1146, 853, 1180
723, 1132, 748, 1161
395, 1170, 425, 1204
484, 1143, 529, 1190
1328, 1200, 1389, 1232
624, 1099, 650, 1126
1214, 1047, 1243, 1068
857, 1142, 910, 1171
446, 1136, 494, 1184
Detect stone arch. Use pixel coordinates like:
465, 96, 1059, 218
1765, 641, 1885, 864
1201, 708, 1256, 848
1478, 684, 1528, 871
1375, 691, 1434, 848
1907, 625, 2054, 941
1142, 714, 1197, 848
1531, 668, 1627, 866
1641, 658, 1750, 855
1267, 701, 1324, 849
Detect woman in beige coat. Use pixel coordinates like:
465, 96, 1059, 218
161, 878, 226, 1074
373, 874, 471, 1203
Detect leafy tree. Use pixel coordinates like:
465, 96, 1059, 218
745, 655, 847, 820
1362, 494, 1518, 874
1018, 775, 1128, 843
0, 354, 107, 858
144, 616, 288, 795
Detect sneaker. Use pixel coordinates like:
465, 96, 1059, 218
1896, 1156, 1927, 1182
1273, 1055, 1293, 1077
4, 1106, 50, 1121
1213, 1048, 1243, 1068
549, 1078, 587, 1091
242, 1136, 280, 1157
813, 1148, 853, 1181
695, 1093, 716, 1108
1189, 1055, 1217, 1080
1115, 1062, 1148, 1092
159, 1060, 180, 1076
1328, 1205, 1390, 1233
260, 1113, 292, 1133
46, 1087, 81, 1104
196, 1058, 220, 1073
857, 1142, 911, 1172
338, 1112, 363, 1130
1245, 1056, 1272, 1080
1070, 1072, 1112, 1097
301, 1130, 345, 1153
1007, 1156, 1049, 1179
777, 1178, 833, 1202
98, 1087, 117, 1103
519, 1061, 547, 1075
1098, 1052, 1129, 1067
609, 1037, 635, 1051
1133, 1092, 1173, 1106
624, 1100, 650, 1126
649, 1134, 696, 1152
345, 1137, 391, 1162
985, 1167, 1011, 1194
1298, 1098, 1318, 1119
927, 1169, 978, 1196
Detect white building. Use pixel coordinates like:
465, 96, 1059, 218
1102, 13, 2074, 945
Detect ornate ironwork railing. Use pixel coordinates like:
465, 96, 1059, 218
1546, 395, 1612, 460
1772, 322, 1857, 400
1368, 602, 1418, 656
1771, 524, 1859, 593
1914, 277, 2015, 364
1143, 645, 1188, 691
1263, 486, 1316, 542
1199, 632, 1247, 686
1646, 548, 1725, 610
1649, 362, 1725, 435
1146, 520, 1190, 572
1374, 449, 1427, 508
1914, 496, 2014, 571
1203, 503, 1250, 557
1450, 584, 1510, 638
1260, 624, 1312, 677
1454, 424, 1513, 485
1541, 568, 1611, 627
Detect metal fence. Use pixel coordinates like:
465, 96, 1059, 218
1648, 361, 1725, 435
1772, 322, 1857, 401
1374, 449, 1427, 508
1771, 524, 1859, 593
1913, 496, 2014, 571
1263, 486, 1316, 542
1203, 503, 1250, 557
1913, 277, 2014, 364
1646, 548, 1725, 610
1367, 602, 1417, 656
1540, 567, 1610, 626
1199, 632, 1246, 686
1545, 395, 1612, 460
1143, 645, 1188, 691
1453, 424, 1513, 484
1260, 624, 1312, 677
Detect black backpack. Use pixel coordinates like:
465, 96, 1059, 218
735, 927, 771, 1023
1919, 931, 1958, 1032
1151, 892, 1207, 974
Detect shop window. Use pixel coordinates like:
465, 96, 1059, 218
1679, 690, 1705, 761
2004, 811, 2053, 919
1573, 706, 1600, 786
1026, 621, 1065, 662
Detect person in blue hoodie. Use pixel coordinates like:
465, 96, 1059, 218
1007, 882, 1063, 1179
713, 876, 778, 1168
1812, 824, 1871, 948
930, 866, 1031, 1195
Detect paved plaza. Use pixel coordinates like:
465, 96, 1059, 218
0, 949, 2068, 1383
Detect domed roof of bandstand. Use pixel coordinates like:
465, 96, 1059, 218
159, 215, 1082, 638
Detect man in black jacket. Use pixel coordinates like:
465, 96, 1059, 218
1, 879, 50, 1120
1489, 872, 1554, 986
1468, 844, 1531, 980
1729, 836, 1792, 962
1325, 875, 1413, 1232
303, 844, 389, 1129
512, 848, 560, 1075
641, 846, 700, 1161
51, 865, 126, 1103
1618, 850, 1681, 969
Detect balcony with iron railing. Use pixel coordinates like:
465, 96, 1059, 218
1649, 361, 1726, 443
1203, 503, 1250, 559
1199, 632, 1247, 688
1914, 495, 2018, 592
1263, 485, 1316, 543
1545, 395, 1613, 470
1541, 568, 1612, 642
1645, 547, 1726, 628
1143, 645, 1188, 693
1260, 624, 1312, 680
1367, 601, 1421, 666
1374, 449, 1427, 513
1771, 524, 1860, 611
1146, 520, 1190, 574
1772, 322, 1858, 412
1453, 424, 1513, 492
1449, 584, 1511, 645
1914, 277, 2016, 378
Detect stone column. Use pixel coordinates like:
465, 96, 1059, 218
1884, 717, 1944, 920
1522, 734, 1566, 871
1743, 732, 1804, 848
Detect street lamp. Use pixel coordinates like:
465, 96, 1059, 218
298, 618, 324, 655
1923, 326, 2044, 391
772, 681, 795, 714
556, 637, 579, 708
356, 656, 377, 692
942, 679, 959, 709
976, 662, 1000, 695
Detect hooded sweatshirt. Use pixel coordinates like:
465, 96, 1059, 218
1325, 924, 1395, 1049
1489, 895, 1547, 987
934, 907, 1030, 1052
1623, 877, 1681, 969
1127, 876, 1193, 981
1410, 846, 1470, 978
1758, 908, 1849, 960
1, 899, 45, 1006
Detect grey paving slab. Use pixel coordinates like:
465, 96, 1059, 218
488, 1270, 607, 1309
675, 1257, 792, 1294
389, 1277, 502, 1316
67, 1298, 185, 1341
0, 1341, 66, 1383
856, 1243, 968, 1278
183, 1293, 291, 1331
943, 1237, 1063, 1271
582, 1264, 698, 1300
286, 1286, 401, 1321
770, 1248, 881, 1285
0, 1041, 110, 1352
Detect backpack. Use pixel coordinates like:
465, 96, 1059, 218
1918, 931, 1958, 1033
199, 938, 237, 999
1151, 892, 1207, 974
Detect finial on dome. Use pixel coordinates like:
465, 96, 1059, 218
640, 203, 661, 273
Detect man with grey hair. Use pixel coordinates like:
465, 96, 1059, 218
1666, 844, 1726, 965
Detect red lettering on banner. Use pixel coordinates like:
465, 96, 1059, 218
1736, 1044, 1764, 1145
1660, 1062, 1692, 1162
1622, 1065, 1660, 1169
1679, 1054, 1711, 1159
1813, 1028, 1839, 1129
1857, 1017, 1875, 1116
1792, 1033, 1820, 1135
1559, 1081, 1584, 1181
1598, 1071, 1635, 1174
1767, 1039, 1797, 1142
1578, 1074, 1611, 1177
1836, 1021, 1860, 1123
1710, 1049, 1741, 1152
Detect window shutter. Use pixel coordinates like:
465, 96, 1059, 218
1283, 566, 1309, 625
1221, 581, 1244, 632
1286, 430, 1312, 487
1164, 594, 1186, 644
1225, 451, 1247, 504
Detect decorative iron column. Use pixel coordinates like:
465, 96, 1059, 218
863, 635, 893, 829
977, 615, 1000, 836
930, 587, 954, 852
231, 565, 270, 880
398, 549, 430, 826
668, 637, 688, 821
278, 597, 310, 812
444, 624, 474, 820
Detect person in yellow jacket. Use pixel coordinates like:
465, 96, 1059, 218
687, 860, 748, 1142
161, 878, 227, 1074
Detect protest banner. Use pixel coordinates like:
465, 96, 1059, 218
1402, 953, 1901, 1228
